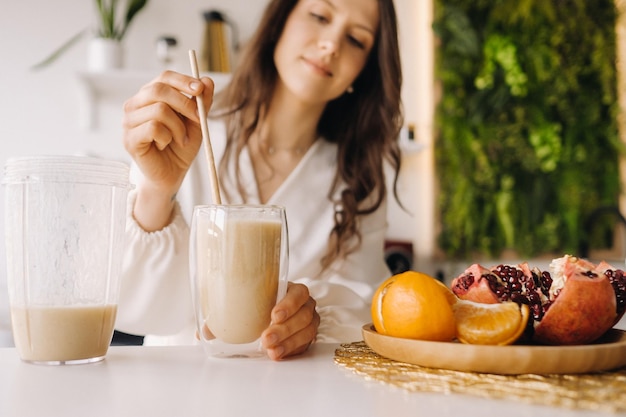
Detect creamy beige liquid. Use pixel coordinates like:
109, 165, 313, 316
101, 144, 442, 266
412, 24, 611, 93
198, 217, 281, 344
10, 305, 117, 362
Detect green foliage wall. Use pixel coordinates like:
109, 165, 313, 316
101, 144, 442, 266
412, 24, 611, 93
432, 0, 623, 259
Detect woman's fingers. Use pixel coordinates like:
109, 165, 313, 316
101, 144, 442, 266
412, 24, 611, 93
123, 102, 187, 153
142, 71, 214, 120
149, 70, 211, 97
272, 283, 310, 323
264, 303, 320, 361
123, 72, 214, 129
121, 72, 214, 167
261, 283, 320, 360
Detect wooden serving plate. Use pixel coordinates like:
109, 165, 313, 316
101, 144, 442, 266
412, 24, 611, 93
362, 324, 626, 375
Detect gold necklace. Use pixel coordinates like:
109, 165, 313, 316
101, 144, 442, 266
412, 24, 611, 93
259, 136, 316, 157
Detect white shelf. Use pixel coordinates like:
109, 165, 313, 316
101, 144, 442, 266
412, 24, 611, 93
76, 70, 232, 129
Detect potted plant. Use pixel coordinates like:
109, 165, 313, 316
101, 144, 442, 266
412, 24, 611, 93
32, 0, 149, 71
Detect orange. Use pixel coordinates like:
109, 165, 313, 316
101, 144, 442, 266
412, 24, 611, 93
453, 299, 529, 345
432, 276, 460, 306
371, 271, 457, 342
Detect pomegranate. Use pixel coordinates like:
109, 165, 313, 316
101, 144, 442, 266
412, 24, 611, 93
450, 255, 626, 345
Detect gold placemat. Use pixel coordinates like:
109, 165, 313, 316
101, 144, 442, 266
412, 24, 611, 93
334, 341, 626, 413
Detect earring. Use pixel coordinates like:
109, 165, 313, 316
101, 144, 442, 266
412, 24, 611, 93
346, 85, 354, 94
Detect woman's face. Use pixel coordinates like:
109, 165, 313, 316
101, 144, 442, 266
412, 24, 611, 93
273, 0, 379, 105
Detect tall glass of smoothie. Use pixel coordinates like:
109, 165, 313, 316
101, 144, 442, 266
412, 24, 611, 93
189, 205, 289, 358
2, 156, 131, 365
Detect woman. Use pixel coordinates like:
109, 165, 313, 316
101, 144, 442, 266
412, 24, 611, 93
118, 0, 403, 360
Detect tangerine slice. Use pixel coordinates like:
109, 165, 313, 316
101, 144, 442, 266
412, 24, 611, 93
453, 300, 529, 345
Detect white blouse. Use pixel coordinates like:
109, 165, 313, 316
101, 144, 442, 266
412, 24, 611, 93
116, 122, 391, 345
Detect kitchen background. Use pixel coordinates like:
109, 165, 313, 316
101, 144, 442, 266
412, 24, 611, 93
0, 0, 435, 345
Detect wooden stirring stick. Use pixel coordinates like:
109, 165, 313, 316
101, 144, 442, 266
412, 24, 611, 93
188, 49, 222, 204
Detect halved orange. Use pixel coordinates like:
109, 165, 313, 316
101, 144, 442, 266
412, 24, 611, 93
453, 299, 529, 345
371, 271, 457, 342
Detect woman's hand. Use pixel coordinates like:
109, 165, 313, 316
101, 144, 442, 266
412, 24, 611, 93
261, 283, 320, 361
121, 70, 214, 231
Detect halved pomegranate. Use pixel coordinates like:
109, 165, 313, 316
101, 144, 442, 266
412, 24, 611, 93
596, 261, 626, 325
450, 255, 625, 345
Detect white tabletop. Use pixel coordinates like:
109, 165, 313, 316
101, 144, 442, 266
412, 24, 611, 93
0, 342, 617, 417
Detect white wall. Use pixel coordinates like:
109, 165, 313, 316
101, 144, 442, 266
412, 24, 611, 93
395, 0, 435, 265
1, 0, 271, 161
0, 0, 433, 345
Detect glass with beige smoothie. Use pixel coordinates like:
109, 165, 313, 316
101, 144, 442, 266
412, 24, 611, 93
190, 205, 288, 358
3, 156, 130, 364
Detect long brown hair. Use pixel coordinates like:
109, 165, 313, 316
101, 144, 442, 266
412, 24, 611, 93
213, 0, 403, 269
